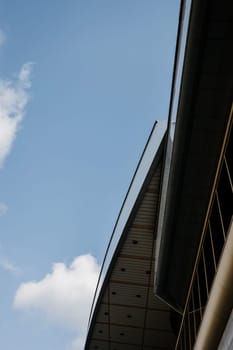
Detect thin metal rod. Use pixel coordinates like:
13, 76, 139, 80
209, 222, 217, 271
224, 156, 233, 192
196, 272, 203, 320
192, 291, 197, 338
216, 190, 226, 241
202, 250, 209, 296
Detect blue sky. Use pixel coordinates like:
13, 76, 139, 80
0, 1, 179, 349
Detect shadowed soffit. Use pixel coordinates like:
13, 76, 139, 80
85, 141, 179, 349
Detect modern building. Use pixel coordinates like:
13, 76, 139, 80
84, 0, 233, 349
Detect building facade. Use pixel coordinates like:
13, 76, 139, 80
84, 0, 233, 349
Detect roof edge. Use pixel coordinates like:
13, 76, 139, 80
85, 120, 167, 349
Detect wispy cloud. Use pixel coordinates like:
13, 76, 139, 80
0, 202, 8, 216
14, 254, 100, 350
0, 257, 21, 275
0, 29, 6, 47
0, 62, 33, 167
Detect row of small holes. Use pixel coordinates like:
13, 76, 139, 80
120, 268, 151, 274
97, 330, 125, 336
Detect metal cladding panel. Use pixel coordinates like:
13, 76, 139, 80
109, 283, 149, 309
101, 289, 108, 304
120, 228, 154, 257
88, 340, 109, 350
109, 304, 146, 327
92, 323, 109, 341
108, 283, 148, 307
111, 258, 152, 285
110, 324, 144, 344
97, 303, 110, 322
109, 342, 141, 350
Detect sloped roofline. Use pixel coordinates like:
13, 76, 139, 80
85, 0, 190, 343
85, 120, 167, 348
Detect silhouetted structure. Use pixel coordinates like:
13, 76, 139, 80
84, 0, 233, 348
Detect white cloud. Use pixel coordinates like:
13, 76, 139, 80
0, 257, 21, 275
0, 62, 33, 167
0, 29, 6, 47
0, 202, 8, 216
14, 254, 101, 350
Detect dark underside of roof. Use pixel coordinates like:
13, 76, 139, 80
155, 0, 233, 311
85, 139, 182, 350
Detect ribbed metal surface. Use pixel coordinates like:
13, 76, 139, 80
87, 161, 176, 349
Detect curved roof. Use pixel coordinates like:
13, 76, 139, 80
84, 122, 178, 349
